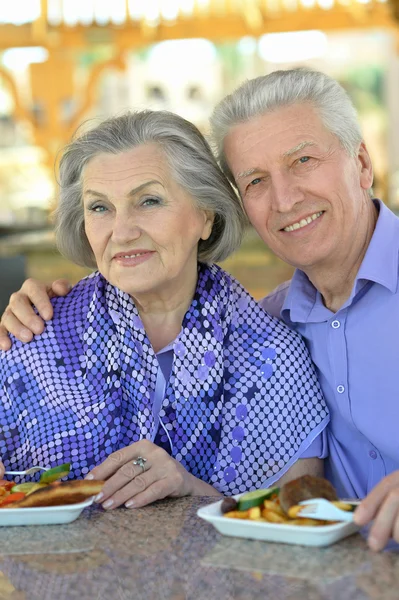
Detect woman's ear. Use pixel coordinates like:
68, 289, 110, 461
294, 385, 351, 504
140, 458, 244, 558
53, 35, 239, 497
201, 211, 215, 241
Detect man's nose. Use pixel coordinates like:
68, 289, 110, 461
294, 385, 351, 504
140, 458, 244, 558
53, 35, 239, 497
270, 174, 304, 213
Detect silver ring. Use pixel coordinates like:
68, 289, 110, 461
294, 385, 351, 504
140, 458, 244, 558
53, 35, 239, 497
132, 456, 147, 473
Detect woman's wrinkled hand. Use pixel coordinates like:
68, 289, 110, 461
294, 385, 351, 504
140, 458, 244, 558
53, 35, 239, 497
0, 278, 72, 350
85, 440, 221, 510
354, 470, 399, 551
0, 461, 4, 479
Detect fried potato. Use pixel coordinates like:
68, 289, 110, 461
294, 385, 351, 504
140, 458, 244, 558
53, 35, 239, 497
262, 509, 289, 524
224, 510, 250, 519
332, 501, 353, 511
287, 518, 327, 526
287, 505, 304, 519
264, 499, 286, 516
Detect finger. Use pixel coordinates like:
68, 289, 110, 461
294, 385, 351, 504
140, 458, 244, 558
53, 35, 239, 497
355, 473, 399, 526
100, 470, 152, 509
0, 461, 4, 478
15, 279, 54, 321
85, 449, 134, 482
51, 279, 72, 298
0, 324, 12, 351
86, 440, 156, 481
394, 513, 399, 544
0, 307, 36, 342
101, 456, 187, 509
367, 490, 399, 552
125, 479, 171, 509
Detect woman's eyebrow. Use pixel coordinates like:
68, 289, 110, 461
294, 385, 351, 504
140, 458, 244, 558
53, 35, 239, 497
83, 180, 164, 200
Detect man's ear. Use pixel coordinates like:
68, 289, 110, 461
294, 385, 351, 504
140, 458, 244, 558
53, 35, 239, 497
358, 142, 374, 190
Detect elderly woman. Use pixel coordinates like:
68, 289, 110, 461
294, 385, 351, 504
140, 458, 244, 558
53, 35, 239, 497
0, 111, 328, 510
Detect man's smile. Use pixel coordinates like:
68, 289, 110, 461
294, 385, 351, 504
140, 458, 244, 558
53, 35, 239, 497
282, 211, 324, 232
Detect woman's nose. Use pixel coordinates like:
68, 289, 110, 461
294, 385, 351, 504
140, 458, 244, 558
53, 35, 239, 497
112, 212, 142, 243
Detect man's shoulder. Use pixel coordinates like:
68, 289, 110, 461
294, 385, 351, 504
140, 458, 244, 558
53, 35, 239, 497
258, 280, 292, 320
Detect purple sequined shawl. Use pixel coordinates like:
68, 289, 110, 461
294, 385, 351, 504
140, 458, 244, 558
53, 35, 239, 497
0, 264, 328, 494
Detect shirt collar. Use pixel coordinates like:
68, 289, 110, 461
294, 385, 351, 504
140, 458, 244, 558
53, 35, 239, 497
356, 199, 399, 293
281, 199, 399, 323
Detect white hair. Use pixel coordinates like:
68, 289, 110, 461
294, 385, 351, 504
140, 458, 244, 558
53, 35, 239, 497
210, 68, 364, 184
55, 110, 246, 268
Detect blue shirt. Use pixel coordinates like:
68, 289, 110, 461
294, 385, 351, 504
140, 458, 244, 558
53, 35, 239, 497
261, 200, 399, 498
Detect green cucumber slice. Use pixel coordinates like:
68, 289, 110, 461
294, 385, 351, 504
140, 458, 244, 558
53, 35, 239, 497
39, 463, 71, 483
237, 487, 279, 511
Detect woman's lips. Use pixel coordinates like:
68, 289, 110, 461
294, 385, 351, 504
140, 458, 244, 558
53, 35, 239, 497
113, 251, 155, 267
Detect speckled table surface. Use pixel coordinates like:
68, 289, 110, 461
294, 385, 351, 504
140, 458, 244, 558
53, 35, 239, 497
0, 497, 398, 600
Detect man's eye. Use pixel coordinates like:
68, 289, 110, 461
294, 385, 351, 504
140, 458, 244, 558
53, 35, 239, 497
299, 156, 310, 164
249, 178, 262, 186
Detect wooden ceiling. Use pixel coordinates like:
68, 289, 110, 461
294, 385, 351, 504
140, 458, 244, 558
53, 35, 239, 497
0, 0, 397, 168
0, 0, 396, 51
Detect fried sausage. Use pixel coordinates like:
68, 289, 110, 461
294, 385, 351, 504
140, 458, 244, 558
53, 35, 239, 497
279, 475, 338, 514
2, 480, 104, 508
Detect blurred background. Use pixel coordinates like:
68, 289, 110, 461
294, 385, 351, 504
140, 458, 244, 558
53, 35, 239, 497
1, 0, 399, 311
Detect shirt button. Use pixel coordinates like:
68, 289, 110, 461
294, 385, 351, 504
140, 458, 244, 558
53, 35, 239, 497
332, 320, 340, 329
337, 385, 345, 394
369, 450, 377, 460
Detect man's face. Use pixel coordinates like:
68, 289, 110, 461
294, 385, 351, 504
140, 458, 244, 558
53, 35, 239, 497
224, 103, 373, 272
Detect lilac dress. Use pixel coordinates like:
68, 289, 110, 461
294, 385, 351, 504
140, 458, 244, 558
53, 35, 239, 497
0, 263, 328, 494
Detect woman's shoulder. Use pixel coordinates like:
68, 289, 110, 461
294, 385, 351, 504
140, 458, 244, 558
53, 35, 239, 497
211, 264, 311, 357
50, 271, 103, 313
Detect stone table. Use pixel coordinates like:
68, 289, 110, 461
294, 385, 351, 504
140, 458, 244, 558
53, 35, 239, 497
0, 497, 398, 600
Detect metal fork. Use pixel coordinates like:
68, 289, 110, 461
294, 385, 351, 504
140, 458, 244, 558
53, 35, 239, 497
4, 466, 49, 476
298, 498, 357, 522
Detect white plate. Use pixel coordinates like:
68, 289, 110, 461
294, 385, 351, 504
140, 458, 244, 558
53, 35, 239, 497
0, 497, 94, 527
197, 495, 360, 547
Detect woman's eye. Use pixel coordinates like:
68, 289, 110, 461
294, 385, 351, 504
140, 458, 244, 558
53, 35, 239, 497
298, 156, 310, 164
142, 197, 161, 207
88, 204, 107, 213
249, 178, 262, 186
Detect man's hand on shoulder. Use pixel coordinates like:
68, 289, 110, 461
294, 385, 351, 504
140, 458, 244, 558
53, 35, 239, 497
0, 278, 72, 350
354, 471, 399, 551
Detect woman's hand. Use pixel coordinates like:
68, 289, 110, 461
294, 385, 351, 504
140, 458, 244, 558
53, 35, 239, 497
0, 278, 72, 350
0, 461, 4, 478
85, 440, 222, 509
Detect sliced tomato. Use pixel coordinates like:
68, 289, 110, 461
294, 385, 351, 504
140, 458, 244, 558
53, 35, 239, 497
0, 492, 26, 507
0, 480, 14, 491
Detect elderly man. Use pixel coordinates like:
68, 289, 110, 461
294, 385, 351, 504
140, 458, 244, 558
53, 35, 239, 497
1, 69, 398, 550
209, 68, 399, 551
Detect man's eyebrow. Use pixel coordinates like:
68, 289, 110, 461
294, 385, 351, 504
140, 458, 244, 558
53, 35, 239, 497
83, 180, 163, 199
236, 141, 316, 178
237, 168, 257, 180
283, 141, 316, 158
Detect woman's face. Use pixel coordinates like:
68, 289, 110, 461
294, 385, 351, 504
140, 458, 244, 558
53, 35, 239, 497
82, 144, 214, 302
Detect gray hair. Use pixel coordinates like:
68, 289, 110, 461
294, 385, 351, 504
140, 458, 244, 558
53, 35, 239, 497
55, 110, 246, 268
210, 68, 364, 184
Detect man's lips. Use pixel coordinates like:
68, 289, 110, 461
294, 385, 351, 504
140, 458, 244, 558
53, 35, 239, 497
281, 211, 324, 232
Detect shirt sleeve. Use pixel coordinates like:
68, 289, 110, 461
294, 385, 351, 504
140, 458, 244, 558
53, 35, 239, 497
258, 280, 291, 320
298, 427, 328, 459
